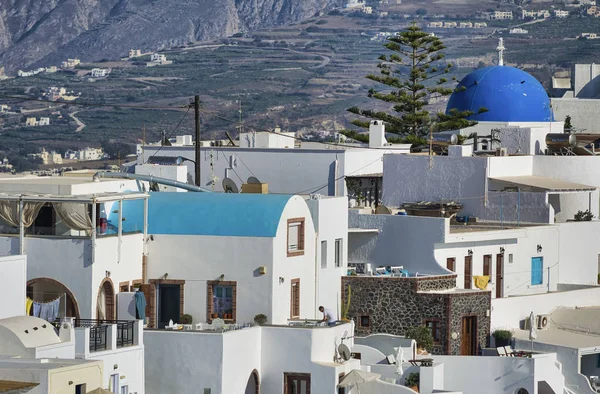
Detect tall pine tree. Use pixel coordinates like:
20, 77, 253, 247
346, 22, 485, 143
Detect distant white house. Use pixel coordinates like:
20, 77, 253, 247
129, 49, 142, 58
90, 68, 110, 78
146, 54, 172, 67
65, 147, 106, 161
25, 117, 51, 127
554, 9, 570, 18
61, 58, 81, 69
509, 27, 529, 34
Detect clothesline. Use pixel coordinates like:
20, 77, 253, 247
26, 294, 65, 323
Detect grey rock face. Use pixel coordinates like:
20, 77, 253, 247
0, 0, 342, 73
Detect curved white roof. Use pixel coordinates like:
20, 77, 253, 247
0, 316, 61, 348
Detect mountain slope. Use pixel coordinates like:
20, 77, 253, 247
0, 0, 343, 74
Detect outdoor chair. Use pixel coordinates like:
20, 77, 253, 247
504, 346, 515, 357
497, 347, 507, 357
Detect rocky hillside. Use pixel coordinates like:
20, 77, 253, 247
0, 0, 343, 74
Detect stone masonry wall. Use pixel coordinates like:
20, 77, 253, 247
448, 293, 491, 355
343, 275, 491, 355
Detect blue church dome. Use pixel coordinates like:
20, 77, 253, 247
445, 66, 553, 122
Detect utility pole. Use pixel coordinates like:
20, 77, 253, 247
194, 95, 201, 187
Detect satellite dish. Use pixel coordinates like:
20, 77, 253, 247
247, 176, 261, 184
222, 178, 239, 193
338, 344, 351, 361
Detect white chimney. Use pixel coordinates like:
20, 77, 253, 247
369, 120, 387, 148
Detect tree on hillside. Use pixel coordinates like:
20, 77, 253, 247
345, 22, 485, 144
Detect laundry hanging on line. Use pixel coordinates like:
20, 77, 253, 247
26, 297, 33, 315
30, 297, 61, 322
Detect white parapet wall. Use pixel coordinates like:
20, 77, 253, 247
491, 286, 600, 330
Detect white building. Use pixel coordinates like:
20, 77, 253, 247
491, 11, 513, 19
137, 123, 410, 201
146, 54, 172, 67
90, 68, 110, 78
38, 117, 50, 126
509, 28, 528, 34
0, 253, 145, 394
142, 192, 347, 328
554, 9, 570, 17
61, 58, 81, 69
129, 49, 142, 58
64, 147, 105, 161
0, 176, 147, 321
552, 63, 600, 132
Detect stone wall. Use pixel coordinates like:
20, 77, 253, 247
448, 293, 491, 355
343, 275, 491, 355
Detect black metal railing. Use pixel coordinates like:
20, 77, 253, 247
116, 320, 135, 348
89, 325, 108, 352
68, 319, 136, 351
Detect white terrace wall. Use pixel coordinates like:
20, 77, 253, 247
307, 197, 348, 317
348, 211, 449, 275
0, 255, 26, 319
491, 287, 600, 330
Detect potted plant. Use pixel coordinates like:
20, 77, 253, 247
405, 326, 434, 354
254, 314, 268, 326
211, 312, 218, 319
405, 372, 420, 392
492, 329, 513, 347
180, 314, 193, 324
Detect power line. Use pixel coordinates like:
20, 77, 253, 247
143, 106, 191, 164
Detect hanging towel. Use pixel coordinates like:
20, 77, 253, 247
47, 298, 61, 322
26, 298, 33, 315
135, 290, 146, 321
473, 275, 490, 290
32, 302, 42, 317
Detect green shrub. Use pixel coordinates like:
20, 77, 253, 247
254, 314, 268, 325
405, 326, 434, 351
492, 329, 512, 342
405, 372, 420, 387
180, 314, 193, 324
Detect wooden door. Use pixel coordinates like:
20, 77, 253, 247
464, 256, 472, 289
496, 254, 504, 298
483, 255, 491, 276
290, 279, 300, 319
461, 316, 477, 355
284, 373, 310, 394
446, 257, 456, 272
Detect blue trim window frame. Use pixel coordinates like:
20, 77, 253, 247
531, 257, 543, 286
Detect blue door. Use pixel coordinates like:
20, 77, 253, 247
531, 257, 543, 285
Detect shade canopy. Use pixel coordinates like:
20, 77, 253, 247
338, 370, 381, 388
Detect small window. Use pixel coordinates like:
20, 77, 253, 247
75, 384, 86, 394
425, 320, 440, 342
321, 241, 328, 268
360, 315, 370, 328
287, 218, 305, 257
335, 238, 343, 268
509, 253, 513, 263
110, 374, 119, 394
121, 386, 129, 394
203, 390, 211, 394
207, 281, 237, 321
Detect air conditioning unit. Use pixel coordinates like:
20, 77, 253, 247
537, 314, 549, 330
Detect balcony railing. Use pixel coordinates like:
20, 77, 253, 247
89, 325, 108, 352
116, 320, 135, 347
54, 318, 136, 352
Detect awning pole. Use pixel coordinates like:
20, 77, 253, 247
19, 198, 24, 255
91, 200, 97, 265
